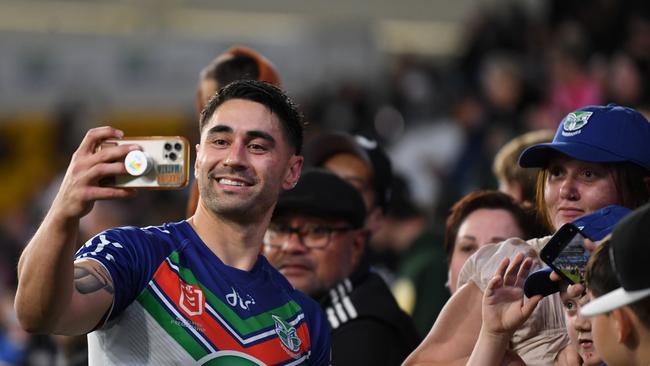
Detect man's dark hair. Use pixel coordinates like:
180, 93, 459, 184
199, 79, 304, 155
586, 240, 650, 327
200, 54, 260, 87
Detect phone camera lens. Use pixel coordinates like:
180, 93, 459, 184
174, 143, 182, 151
169, 152, 177, 161
164, 143, 172, 151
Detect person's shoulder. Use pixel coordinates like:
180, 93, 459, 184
77, 225, 142, 252
459, 236, 545, 290
466, 241, 510, 269
527, 235, 552, 253
138, 221, 189, 237
328, 273, 420, 340
76, 221, 189, 260
331, 318, 414, 365
96, 221, 184, 239
475, 236, 541, 259
497, 236, 533, 249
348, 272, 404, 314
129, 220, 194, 248
333, 316, 402, 340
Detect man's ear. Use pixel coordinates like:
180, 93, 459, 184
282, 155, 303, 190
612, 308, 633, 344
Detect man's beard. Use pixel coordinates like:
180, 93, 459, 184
199, 170, 275, 223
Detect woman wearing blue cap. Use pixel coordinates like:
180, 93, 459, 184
404, 104, 650, 366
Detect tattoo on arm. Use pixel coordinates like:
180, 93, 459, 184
74, 262, 114, 295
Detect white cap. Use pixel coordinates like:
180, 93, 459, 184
581, 203, 650, 317
582, 287, 650, 316
124, 150, 152, 176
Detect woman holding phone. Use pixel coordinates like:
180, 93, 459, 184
404, 104, 650, 365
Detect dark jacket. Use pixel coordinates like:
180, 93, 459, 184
319, 265, 421, 365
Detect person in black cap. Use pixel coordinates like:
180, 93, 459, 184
264, 169, 420, 366
405, 104, 650, 366
303, 132, 413, 290
581, 203, 650, 366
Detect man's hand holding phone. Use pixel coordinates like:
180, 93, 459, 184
52, 126, 139, 221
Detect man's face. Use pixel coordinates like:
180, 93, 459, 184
195, 99, 302, 220
263, 215, 365, 297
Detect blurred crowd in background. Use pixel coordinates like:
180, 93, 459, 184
1, 0, 650, 364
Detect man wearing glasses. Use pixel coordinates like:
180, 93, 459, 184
264, 168, 420, 366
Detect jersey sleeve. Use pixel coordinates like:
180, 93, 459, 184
74, 226, 167, 322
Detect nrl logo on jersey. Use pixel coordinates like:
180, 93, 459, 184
179, 282, 204, 316
271, 315, 302, 356
562, 111, 593, 136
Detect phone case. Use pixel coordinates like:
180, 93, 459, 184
99, 136, 190, 189
540, 223, 588, 284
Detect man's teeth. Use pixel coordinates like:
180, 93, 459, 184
219, 178, 245, 186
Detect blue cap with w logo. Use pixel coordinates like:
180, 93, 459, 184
519, 104, 650, 171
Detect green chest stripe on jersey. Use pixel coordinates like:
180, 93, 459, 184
165, 251, 304, 335
136, 258, 313, 364
138, 287, 209, 361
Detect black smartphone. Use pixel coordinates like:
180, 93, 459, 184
540, 223, 590, 284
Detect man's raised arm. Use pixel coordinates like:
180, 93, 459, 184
15, 126, 137, 335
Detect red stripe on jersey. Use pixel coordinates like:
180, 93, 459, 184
152, 261, 312, 364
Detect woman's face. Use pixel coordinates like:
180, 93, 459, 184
448, 208, 524, 293
544, 155, 620, 230
562, 292, 603, 366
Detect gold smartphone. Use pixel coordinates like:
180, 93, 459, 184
98, 136, 190, 189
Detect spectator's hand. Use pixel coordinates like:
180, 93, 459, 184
482, 253, 542, 337
51, 126, 138, 220
549, 270, 586, 299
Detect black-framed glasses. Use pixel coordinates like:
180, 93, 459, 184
264, 223, 354, 249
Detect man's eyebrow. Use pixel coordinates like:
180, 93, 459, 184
206, 125, 233, 135
206, 125, 276, 146
247, 130, 276, 146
